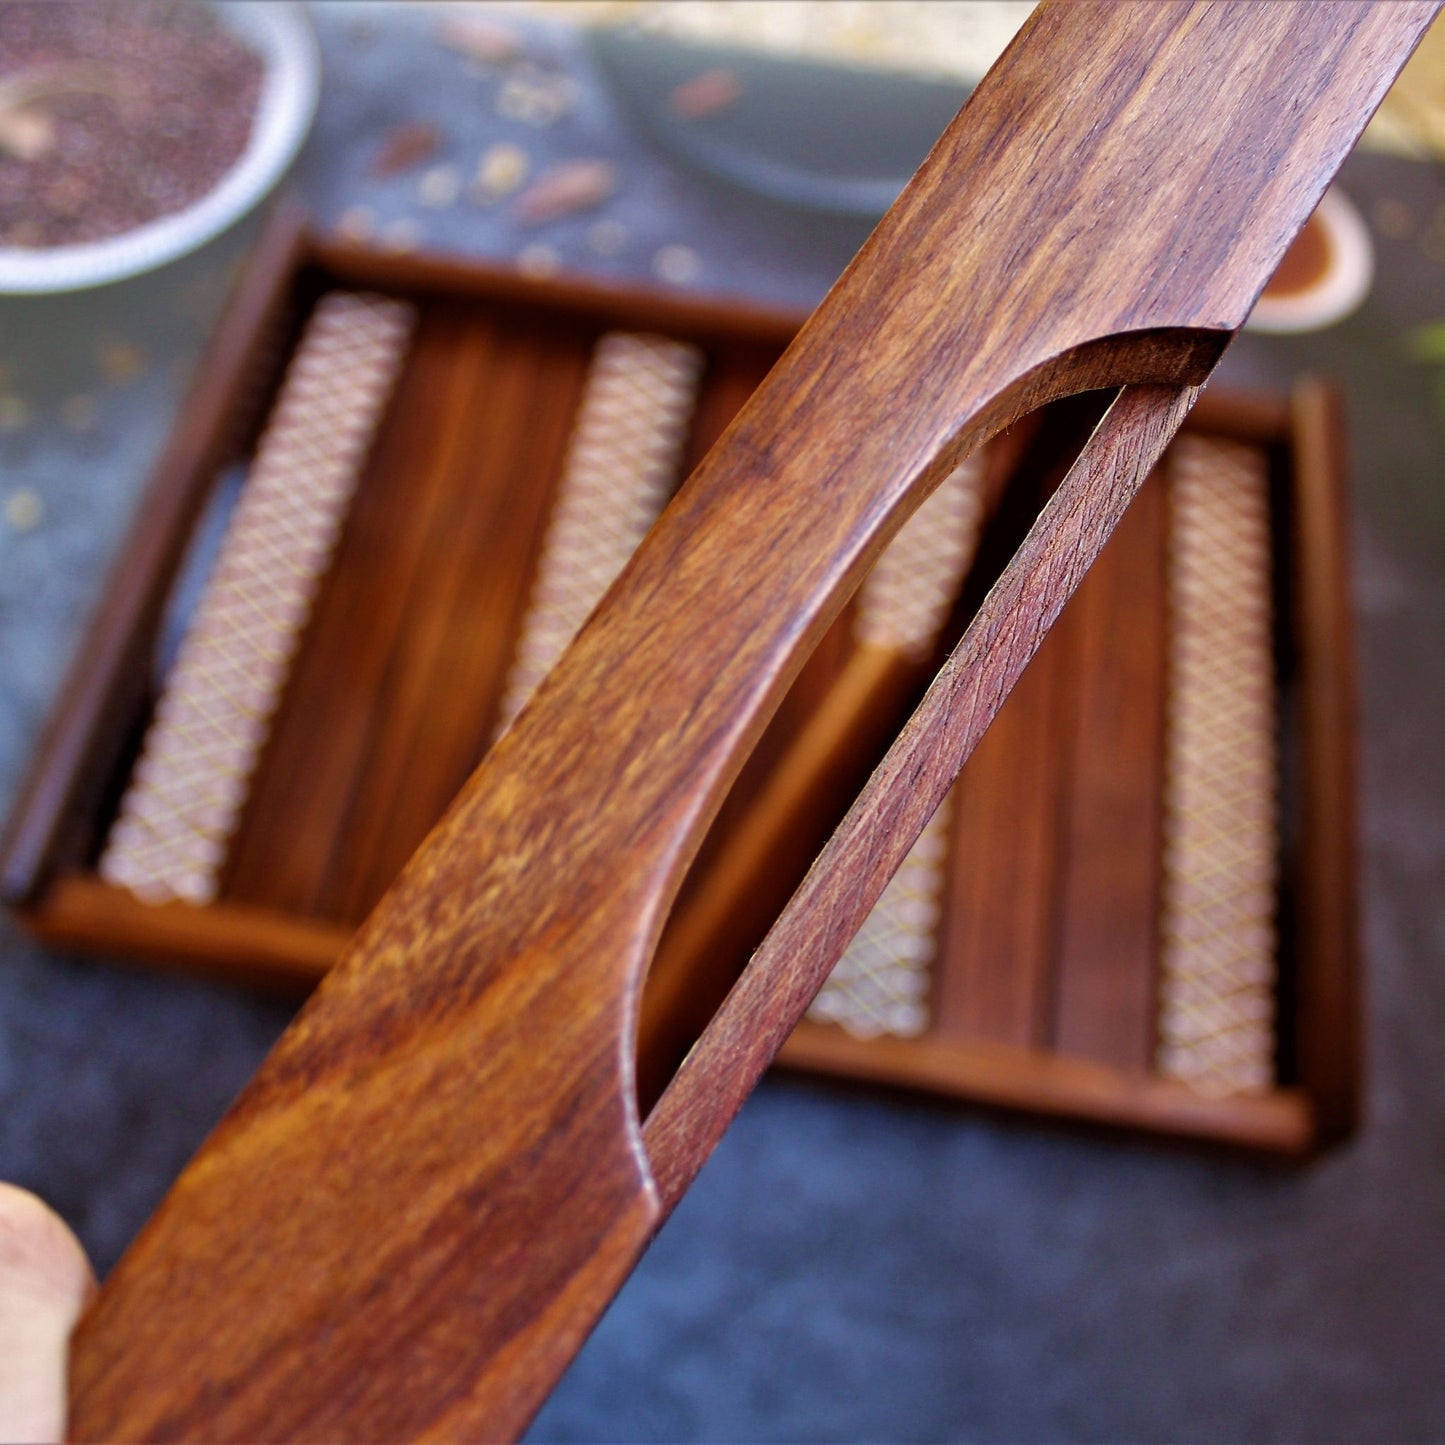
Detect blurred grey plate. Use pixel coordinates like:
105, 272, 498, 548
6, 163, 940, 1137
589, 29, 972, 218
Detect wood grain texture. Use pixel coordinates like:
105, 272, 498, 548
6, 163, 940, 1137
221, 305, 498, 917
646, 382, 1203, 1214
931, 569, 1072, 1050
918, 405, 1086, 1047
1284, 380, 1361, 1140
777, 1020, 1315, 1156
68, 5, 1437, 1439
636, 643, 918, 1112
1050, 467, 1170, 1072
337, 316, 585, 915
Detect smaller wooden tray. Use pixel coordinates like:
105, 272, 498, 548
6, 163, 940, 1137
0, 211, 1360, 1157
777, 385, 1360, 1156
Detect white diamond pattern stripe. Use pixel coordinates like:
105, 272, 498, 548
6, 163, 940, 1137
493, 332, 703, 737
810, 453, 988, 1039
100, 291, 416, 905
1157, 434, 1279, 1096
807, 795, 952, 1039
855, 452, 988, 654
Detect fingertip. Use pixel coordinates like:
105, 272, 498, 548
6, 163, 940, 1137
0, 1182, 96, 1306
0, 1183, 96, 1444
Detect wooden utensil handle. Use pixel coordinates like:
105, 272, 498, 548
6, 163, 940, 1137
645, 382, 1201, 1210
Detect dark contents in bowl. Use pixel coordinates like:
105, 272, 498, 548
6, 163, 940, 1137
0, 1, 262, 249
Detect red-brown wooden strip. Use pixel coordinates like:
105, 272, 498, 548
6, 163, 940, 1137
930, 615, 1070, 1048
363, 318, 595, 883
1049, 465, 1170, 1071
221, 305, 476, 917
332, 316, 574, 919
1285, 380, 1361, 1141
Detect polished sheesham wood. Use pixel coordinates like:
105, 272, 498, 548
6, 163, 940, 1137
63, 4, 1436, 1440
646, 382, 1203, 1210
1287, 380, 1363, 1144
929, 423, 1084, 1051
767, 381, 1355, 1150
10, 380, 1342, 1151
935, 598, 1071, 1048
1049, 466, 1169, 1071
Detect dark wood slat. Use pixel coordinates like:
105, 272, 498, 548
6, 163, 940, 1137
337, 315, 592, 918
777, 1019, 1314, 1155
220, 305, 474, 916
1285, 380, 1361, 1141
1049, 465, 1170, 1071
389, 319, 595, 861
638, 639, 914, 1111
931, 611, 1071, 1048
925, 413, 1091, 1051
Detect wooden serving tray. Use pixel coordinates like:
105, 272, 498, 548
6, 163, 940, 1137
0, 212, 1359, 1157
777, 384, 1360, 1156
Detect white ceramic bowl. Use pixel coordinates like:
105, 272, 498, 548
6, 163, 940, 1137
0, 3, 318, 294
1245, 188, 1375, 335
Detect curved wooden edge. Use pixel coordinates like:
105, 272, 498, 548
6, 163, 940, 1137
635, 644, 920, 1111
69, 874, 663, 1442
644, 382, 1203, 1213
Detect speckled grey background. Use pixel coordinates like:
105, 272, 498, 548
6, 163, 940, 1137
1, 8, 1443, 1441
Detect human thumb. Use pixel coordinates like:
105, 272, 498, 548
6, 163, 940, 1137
0, 1184, 96, 1445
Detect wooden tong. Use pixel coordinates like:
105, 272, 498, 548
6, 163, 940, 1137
67, 4, 1438, 1440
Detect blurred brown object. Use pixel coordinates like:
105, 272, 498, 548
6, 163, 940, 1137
668, 67, 743, 120
370, 120, 440, 179
512, 158, 616, 223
